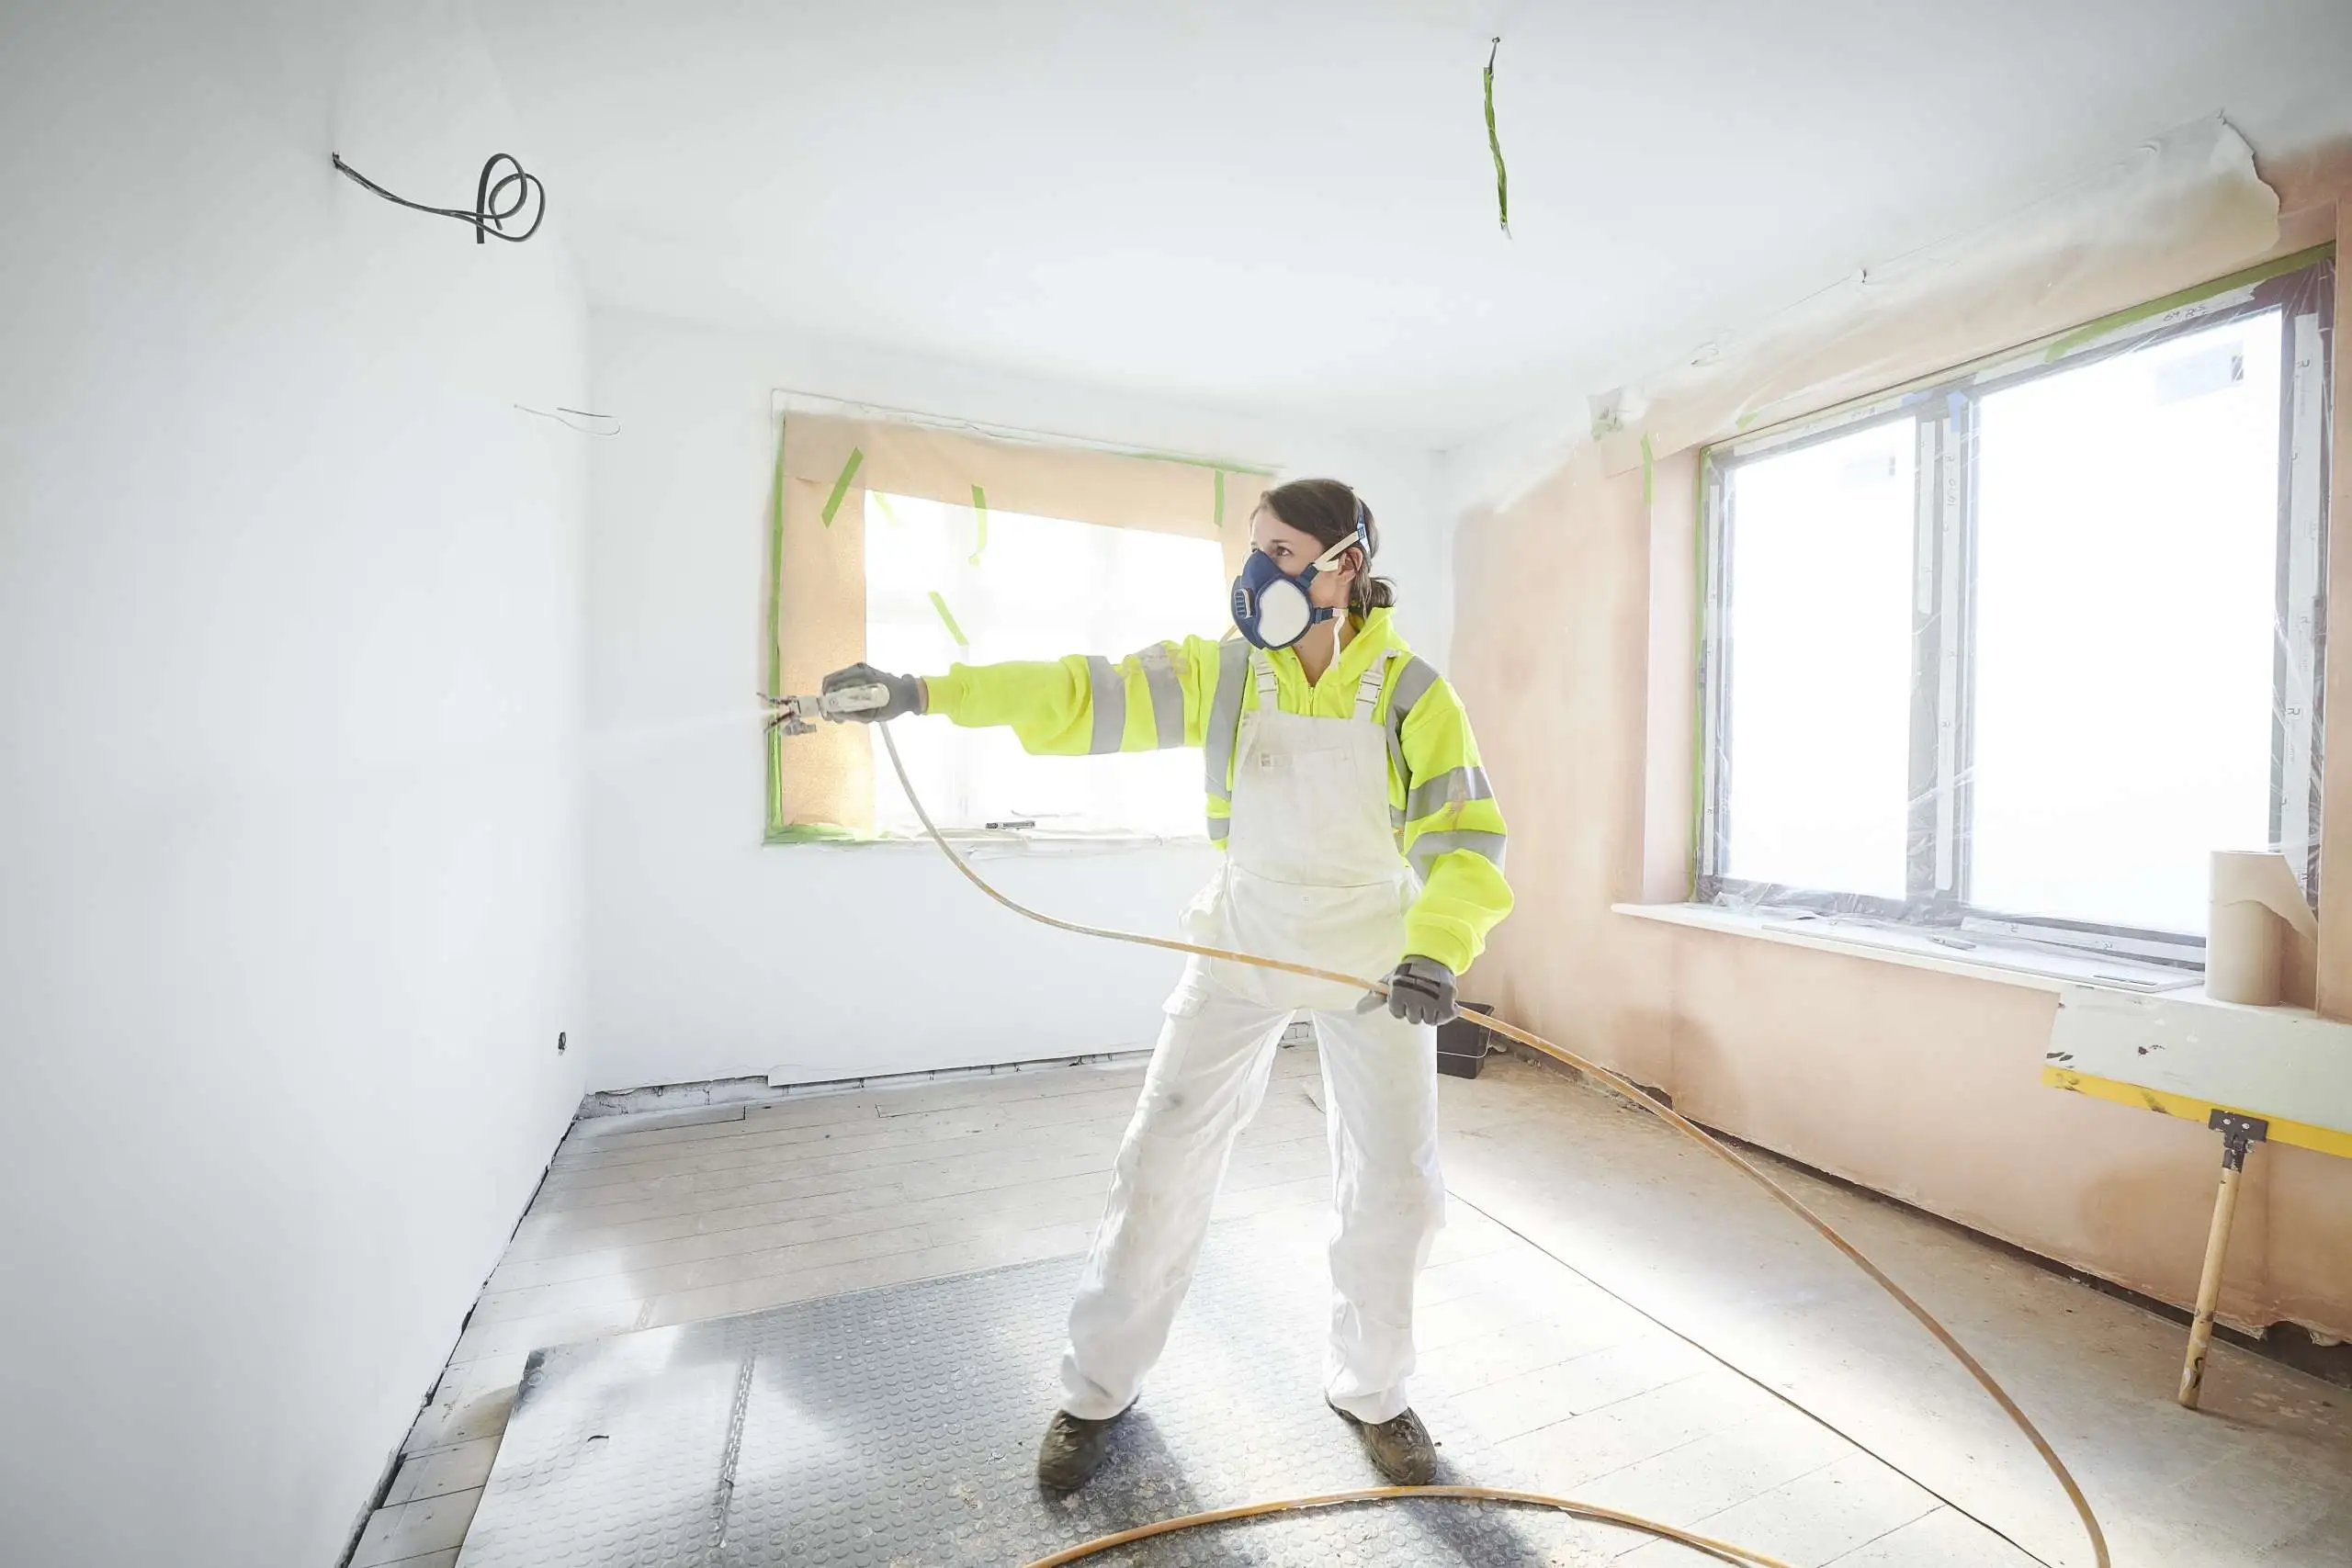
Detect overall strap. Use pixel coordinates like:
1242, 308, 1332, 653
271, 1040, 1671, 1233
1353, 651, 1396, 724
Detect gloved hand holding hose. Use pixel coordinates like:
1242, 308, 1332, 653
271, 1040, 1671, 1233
1361, 955, 1457, 1025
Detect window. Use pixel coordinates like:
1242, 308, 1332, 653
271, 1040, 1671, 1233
864, 491, 1229, 836
763, 412, 1259, 842
1699, 255, 2334, 955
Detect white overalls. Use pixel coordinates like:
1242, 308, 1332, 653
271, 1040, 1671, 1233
1058, 649, 1446, 1425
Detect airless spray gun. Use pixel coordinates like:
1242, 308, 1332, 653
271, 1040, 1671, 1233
763, 682, 891, 736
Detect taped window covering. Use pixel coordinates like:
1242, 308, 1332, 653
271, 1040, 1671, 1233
766, 413, 1268, 841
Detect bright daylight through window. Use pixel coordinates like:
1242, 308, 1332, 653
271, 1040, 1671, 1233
1700, 258, 2334, 952
863, 491, 1229, 836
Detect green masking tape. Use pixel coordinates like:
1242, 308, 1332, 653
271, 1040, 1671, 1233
1641, 434, 1656, 506
874, 493, 902, 527
929, 590, 970, 648
765, 424, 787, 694
1213, 469, 1226, 530
969, 485, 989, 565
1484, 38, 1510, 236
2041, 243, 2335, 361
764, 423, 790, 839
1690, 448, 1712, 888
820, 447, 864, 526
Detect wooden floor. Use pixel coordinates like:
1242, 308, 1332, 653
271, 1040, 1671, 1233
349, 1047, 2352, 1568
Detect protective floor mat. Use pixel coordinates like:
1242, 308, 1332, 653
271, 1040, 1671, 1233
458, 1220, 1610, 1567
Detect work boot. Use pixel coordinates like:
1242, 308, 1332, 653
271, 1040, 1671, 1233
1035, 1408, 1123, 1492
1330, 1403, 1437, 1485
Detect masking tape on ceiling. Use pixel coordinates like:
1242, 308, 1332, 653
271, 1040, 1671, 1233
1483, 38, 1510, 236
820, 446, 865, 526
969, 485, 989, 565
929, 590, 970, 649
1641, 434, 1656, 507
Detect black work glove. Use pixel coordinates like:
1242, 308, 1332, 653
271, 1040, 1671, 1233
820, 663, 925, 722
1358, 956, 1458, 1026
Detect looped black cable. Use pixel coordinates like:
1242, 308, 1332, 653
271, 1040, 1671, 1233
330, 152, 546, 245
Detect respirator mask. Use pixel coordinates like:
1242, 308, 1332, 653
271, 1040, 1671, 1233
1229, 505, 1369, 650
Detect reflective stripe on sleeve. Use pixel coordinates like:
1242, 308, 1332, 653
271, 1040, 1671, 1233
1134, 642, 1185, 750
1087, 656, 1126, 754
1385, 655, 1440, 786
1408, 829, 1508, 879
1405, 765, 1496, 822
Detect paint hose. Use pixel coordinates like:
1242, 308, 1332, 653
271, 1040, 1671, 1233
871, 724, 2109, 1568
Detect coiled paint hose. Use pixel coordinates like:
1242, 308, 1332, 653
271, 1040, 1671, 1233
872, 724, 2108, 1568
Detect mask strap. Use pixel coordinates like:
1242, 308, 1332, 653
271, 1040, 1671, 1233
1311, 507, 1371, 631
1310, 530, 1362, 571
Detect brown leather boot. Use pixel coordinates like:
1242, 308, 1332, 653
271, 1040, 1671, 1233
1035, 1408, 1124, 1492
1330, 1403, 1437, 1485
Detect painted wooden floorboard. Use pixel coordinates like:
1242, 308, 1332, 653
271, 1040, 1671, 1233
373, 1049, 2019, 1568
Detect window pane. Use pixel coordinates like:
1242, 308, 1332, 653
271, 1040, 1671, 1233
1969, 313, 2284, 934
863, 492, 1229, 835
1723, 420, 1917, 898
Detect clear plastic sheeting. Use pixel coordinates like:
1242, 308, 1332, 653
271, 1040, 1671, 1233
1591, 116, 2282, 485
1971, 316, 2285, 935
1698, 254, 2335, 964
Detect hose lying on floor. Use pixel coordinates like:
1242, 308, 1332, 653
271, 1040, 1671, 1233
871, 724, 2108, 1568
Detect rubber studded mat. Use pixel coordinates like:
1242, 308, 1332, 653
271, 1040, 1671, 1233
456, 1219, 1611, 1567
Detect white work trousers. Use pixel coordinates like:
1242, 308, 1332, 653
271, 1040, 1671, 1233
1058, 957, 1444, 1425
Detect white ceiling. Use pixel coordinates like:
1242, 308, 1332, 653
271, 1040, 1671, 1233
477, 1, 2352, 446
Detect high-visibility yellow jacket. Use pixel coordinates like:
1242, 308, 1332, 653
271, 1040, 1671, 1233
921, 608, 1511, 976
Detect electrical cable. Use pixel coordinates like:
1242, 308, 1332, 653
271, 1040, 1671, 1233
869, 721, 2111, 1568
330, 152, 546, 244
514, 403, 622, 437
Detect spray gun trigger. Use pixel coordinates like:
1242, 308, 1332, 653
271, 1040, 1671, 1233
822, 682, 891, 716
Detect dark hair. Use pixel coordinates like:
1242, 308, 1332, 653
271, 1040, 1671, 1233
1257, 478, 1397, 616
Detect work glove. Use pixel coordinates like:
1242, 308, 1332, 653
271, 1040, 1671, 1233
820, 662, 925, 722
1359, 955, 1458, 1026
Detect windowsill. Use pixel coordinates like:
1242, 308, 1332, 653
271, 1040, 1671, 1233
765, 829, 1214, 853
1612, 900, 2222, 999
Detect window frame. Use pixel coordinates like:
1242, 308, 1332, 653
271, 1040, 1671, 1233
1695, 251, 2335, 964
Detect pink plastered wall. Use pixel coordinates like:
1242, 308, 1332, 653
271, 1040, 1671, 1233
1449, 198, 2352, 1339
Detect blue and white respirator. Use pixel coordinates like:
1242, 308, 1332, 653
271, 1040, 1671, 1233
1229, 509, 1368, 650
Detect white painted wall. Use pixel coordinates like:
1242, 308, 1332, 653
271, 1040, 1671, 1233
584, 308, 1448, 1090
0, 6, 588, 1566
